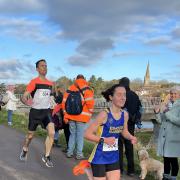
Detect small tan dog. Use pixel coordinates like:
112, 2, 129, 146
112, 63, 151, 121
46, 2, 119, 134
138, 149, 164, 180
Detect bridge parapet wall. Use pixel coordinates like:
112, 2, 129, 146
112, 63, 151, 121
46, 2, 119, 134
15, 94, 162, 120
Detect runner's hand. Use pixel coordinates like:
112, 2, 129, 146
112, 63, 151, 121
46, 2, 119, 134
20, 96, 33, 106
104, 137, 116, 146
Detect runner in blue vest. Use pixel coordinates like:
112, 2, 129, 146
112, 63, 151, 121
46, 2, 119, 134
84, 84, 137, 180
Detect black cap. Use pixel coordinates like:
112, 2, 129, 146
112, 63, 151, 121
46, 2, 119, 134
119, 77, 130, 88
76, 74, 85, 79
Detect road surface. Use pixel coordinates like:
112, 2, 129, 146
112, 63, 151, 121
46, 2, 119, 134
0, 125, 86, 180
0, 125, 139, 180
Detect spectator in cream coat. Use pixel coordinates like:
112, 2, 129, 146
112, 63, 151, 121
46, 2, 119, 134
6, 85, 18, 126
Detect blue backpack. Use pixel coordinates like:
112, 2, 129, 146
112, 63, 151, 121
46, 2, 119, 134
65, 86, 90, 115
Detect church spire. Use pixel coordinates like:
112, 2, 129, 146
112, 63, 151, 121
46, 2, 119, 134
144, 61, 150, 86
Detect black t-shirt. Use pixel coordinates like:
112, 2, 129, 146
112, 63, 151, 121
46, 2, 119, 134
124, 89, 142, 123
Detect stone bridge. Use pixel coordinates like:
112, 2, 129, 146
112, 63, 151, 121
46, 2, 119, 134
93, 97, 161, 121
15, 94, 161, 121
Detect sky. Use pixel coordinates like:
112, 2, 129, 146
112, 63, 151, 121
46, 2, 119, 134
0, 0, 180, 84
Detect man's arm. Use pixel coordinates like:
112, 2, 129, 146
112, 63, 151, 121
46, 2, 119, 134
21, 79, 35, 106
21, 91, 32, 106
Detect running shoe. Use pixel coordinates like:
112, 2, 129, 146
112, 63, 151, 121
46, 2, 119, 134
42, 155, 53, 167
66, 153, 73, 158
20, 149, 28, 161
8, 122, 12, 126
76, 154, 85, 160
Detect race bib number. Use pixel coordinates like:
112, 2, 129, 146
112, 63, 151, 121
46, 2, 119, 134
102, 138, 118, 152
39, 90, 50, 98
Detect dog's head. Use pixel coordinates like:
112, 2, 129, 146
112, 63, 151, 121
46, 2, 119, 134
138, 149, 149, 161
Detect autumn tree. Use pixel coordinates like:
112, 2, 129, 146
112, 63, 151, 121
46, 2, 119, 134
56, 76, 73, 90
15, 84, 26, 94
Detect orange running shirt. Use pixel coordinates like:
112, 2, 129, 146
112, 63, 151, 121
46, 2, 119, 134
26, 77, 54, 109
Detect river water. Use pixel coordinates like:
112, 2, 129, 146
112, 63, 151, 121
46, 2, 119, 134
90, 113, 153, 129
138, 121, 153, 129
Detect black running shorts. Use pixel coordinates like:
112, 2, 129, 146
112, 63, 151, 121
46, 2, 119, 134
91, 161, 120, 177
28, 108, 53, 131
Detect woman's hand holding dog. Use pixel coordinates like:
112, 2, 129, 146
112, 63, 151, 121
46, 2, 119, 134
130, 136, 137, 144
154, 105, 160, 114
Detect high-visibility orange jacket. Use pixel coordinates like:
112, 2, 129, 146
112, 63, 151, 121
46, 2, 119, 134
62, 79, 94, 123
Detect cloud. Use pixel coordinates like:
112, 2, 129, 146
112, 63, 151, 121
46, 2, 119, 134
0, 59, 22, 73
68, 38, 114, 66
113, 51, 139, 57
23, 54, 33, 58
171, 27, 180, 39
0, 71, 15, 80
68, 55, 96, 67
77, 38, 114, 57
155, 69, 180, 82
144, 36, 171, 46
55, 66, 65, 75
170, 43, 180, 52
1, 0, 180, 66
0, 59, 35, 81
113, 50, 161, 57
24, 61, 36, 74
0, 17, 52, 43
115, 51, 155, 57
0, 0, 44, 15
44, 0, 180, 66
46, 0, 180, 40
47, 75, 58, 82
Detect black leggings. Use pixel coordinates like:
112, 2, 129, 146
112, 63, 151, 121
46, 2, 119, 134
164, 157, 179, 176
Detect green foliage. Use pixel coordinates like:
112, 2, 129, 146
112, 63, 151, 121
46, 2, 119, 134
56, 76, 73, 90
136, 131, 152, 145
89, 75, 120, 97
0, 83, 6, 94
2, 75, 180, 98
14, 84, 26, 94
130, 78, 143, 90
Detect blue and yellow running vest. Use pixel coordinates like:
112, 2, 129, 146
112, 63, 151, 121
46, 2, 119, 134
89, 109, 125, 164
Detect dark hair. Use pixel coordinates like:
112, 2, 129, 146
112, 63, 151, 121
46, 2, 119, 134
76, 74, 85, 79
101, 84, 125, 102
55, 92, 63, 104
35, 59, 46, 68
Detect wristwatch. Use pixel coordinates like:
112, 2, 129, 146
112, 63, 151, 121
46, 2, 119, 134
99, 137, 104, 144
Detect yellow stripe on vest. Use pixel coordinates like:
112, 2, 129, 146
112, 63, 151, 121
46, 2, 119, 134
88, 125, 104, 163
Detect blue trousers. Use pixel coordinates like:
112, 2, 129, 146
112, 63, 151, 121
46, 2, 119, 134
7, 110, 13, 124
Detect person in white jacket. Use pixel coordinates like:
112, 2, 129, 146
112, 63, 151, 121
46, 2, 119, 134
6, 85, 18, 126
